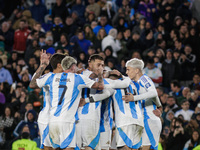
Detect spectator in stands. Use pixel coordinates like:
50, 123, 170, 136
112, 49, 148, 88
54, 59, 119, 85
126, 31, 144, 55
30, 0, 47, 23
52, 0, 69, 21
13, 19, 31, 58
137, 0, 157, 27
176, 0, 192, 21
184, 130, 200, 150
71, 0, 85, 20
178, 45, 196, 82
12, 125, 39, 150
143, 58, 163, 87
12, 10, 36, 30
41, 36, 54, 50
166, 96, 179, 112
0, 58, 13, 85
93, 15, 113, 35
0, 106, 15, 148
84, 24, 96, 44
102, 28, 121, 58
0, 21, 14, 52
50, 16, 64, 43
189, 73, 200, 91
166, 118, 190, 150
63, 16, 78, 39
94, 28, 106, 52
175, 100, 194, 121
77, 30, 92, 54
170, 80, 183, 98
177, 87, 191, 106
13, 109, 39, 139
162, 49, 181, 92
54, 33, 73, 55
85, 0, 100, 19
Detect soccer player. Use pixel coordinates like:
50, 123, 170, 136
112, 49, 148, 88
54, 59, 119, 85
76, 54, 131, 150
83, 73, 144, 150
37, 54, 104, 150
30, 52, 66, 150
122, 58, 162, 150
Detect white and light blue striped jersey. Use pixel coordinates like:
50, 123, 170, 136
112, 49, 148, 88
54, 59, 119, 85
37, 72, 52, 124
100, 96, 113, 132
78, 70, 103, 123
137, 74, 160, 120
112, 81, 143, 127
37, 72, 95, 123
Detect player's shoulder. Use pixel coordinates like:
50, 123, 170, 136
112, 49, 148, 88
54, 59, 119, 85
38, 72, 53, 80
139, 74, 153, 88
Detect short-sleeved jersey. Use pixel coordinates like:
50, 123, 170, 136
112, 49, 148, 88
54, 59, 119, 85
37, 72, 52, 124
137, 74, 160, 120
37, 72, 95, 123
112, 81, 143, 127
78, 70, 103, 123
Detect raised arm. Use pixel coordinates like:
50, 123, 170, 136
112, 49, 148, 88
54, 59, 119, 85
29, 50, 49, 89
91, 70, 104, 90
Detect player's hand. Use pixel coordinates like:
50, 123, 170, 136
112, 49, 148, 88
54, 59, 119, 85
79, 98, 86, 107
122, 93, 134, 103
110, 69, 121, 76
153, 109, 162, 117
40, 49, 50, 66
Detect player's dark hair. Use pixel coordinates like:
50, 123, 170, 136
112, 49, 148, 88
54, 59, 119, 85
50, 53, 66, 69
88, 54, 104, 62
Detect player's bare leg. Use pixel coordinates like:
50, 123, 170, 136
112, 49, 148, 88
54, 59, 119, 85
141, 146, 151, 150
85, 146, 93, 150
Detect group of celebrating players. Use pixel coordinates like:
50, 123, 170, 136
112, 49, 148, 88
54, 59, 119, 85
29, 50, 162, 150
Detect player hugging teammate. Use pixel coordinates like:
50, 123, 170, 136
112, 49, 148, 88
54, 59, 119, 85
30, 51, 162, 150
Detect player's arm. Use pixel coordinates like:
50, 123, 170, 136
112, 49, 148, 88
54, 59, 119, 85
122, 79, 158, 102
106, 76, 131, 89
79, 88, 114, 106
29, 50, 49, 89
91, 71, 104, 90
153, 96, 163, 117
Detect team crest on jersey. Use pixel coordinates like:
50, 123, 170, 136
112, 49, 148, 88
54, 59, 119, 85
145, 82, 151, 88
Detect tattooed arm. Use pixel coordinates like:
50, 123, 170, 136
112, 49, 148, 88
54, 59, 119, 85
91, 72, 104, 90
29, 50, 50, 89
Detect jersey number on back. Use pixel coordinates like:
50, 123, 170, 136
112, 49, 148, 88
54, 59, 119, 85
58, 85, 68, 105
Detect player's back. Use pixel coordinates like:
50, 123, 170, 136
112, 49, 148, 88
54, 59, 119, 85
138, 74, 159, 120
112, 82, 143, 127
45, 72, 94, 123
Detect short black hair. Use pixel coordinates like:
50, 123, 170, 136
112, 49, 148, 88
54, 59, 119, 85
171, 80, 181, 88
50, 53, 66, 69
88, 54, 104, 62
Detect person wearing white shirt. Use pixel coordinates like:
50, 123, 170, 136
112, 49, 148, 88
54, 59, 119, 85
175, 99, 194, 121
101, 28, 121, 58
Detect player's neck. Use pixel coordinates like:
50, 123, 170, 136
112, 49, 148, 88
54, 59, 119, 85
53, 68, 62, 73
134, 73, 143, 82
